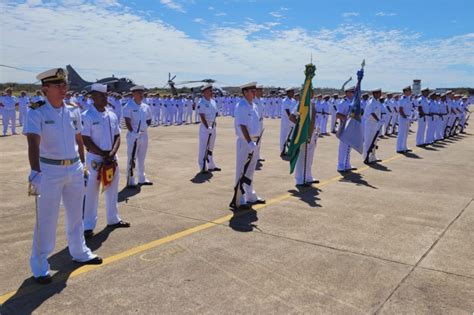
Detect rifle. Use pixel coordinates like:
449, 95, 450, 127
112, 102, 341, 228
364, 122, 381, 164
280, 126, 294, 158
202, 113, 218, 172
127, 120, 141, 185
230, 129, 264, 209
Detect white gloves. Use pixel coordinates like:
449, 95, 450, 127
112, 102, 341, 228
28, 170, 42, 196
293, 112, 301, 118
207, 126, 213, 134
248, 141, 257, 152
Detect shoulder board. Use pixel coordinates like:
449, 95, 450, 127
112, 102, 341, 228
29, 101, 45, 110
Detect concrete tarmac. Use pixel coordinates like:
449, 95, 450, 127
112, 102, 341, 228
0, 117, 473, 314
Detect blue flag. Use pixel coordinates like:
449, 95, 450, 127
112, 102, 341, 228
337, 61, 365, 154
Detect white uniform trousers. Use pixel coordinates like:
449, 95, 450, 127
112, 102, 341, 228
396, 118, 410, 152
279, 121, 292, 153
19, 107, 28, 127
152, 106, 160, 125
2, 109, 16, 135
185, 108, 193, 124
235, 137, 258, 204
434, 116, 443, 140
194, 109, 201, 123
320, 114, 328, 134
83, 157, 121, 231
255, 121, 264, 161
383, 114, 391, 135
330, 112, 337, 132
198, 124, 217, 171
337, 140, 352, 171
416, 117, 427, 145
126, 132, 149, 185
363, 120, 380, 163
426, 116, 436, 144
30, 161, 95, 277
295, 133, 317, 184
177, 108, 184, 124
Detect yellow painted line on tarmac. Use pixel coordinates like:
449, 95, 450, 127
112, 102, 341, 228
0, 150, 416, 305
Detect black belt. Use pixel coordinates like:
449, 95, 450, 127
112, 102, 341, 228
40, 156, 80, 166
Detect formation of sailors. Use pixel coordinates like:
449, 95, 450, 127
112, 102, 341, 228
2, 66, 471, 284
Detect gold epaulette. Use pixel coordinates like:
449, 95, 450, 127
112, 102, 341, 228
29, 101, 45, 110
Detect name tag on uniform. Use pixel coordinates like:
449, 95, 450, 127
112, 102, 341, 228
45, 120, 55, 124
93, 121, 100, 125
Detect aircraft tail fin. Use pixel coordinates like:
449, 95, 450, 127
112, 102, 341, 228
66, 65, 89, 90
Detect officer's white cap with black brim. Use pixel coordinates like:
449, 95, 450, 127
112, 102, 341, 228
130, 85, 146, 92
36, 68, 68, 85
201, 84, 213, 92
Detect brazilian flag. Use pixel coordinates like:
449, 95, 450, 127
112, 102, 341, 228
287, 63, 316, 174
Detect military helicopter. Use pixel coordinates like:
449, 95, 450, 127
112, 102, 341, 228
163, 73, 225, 96
66, 65, 136, 93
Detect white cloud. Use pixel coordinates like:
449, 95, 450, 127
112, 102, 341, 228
342, 12, 359, 18
1, 2, 473, 90
160, 0, 185, 13
376, 12, 397, 17
270, 11, 283, 19
193, 18, 204, 24
215, 12, 227, 17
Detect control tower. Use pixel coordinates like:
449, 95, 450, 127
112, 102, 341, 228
412, 79, 421, 95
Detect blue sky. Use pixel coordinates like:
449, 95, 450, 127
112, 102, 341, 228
1, 0, 473, 90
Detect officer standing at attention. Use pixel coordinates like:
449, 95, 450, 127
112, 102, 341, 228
280, 87, 297, 154
396, 86, 413, 153
416, 88, 430, 147
363, 89, 383, 164
336, 86, 356, 172
0, 87, 19, 136
123, 85, 153, 187
197, 84, 221, 173
18, 91, 30, 128
234, 82, 265, 209
24, 68, 102, 284
81, 83, 130, 238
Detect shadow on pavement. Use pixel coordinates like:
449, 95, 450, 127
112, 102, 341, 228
368, 162, 391, 172
338, 171, 377, 189
0, 226, 115, 314
190, 171, 213, 184
229, 209, 259, 232
288, 185, 321, 207
118, 185, 142, 203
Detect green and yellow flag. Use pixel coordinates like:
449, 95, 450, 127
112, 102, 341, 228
287, 63, 316, 173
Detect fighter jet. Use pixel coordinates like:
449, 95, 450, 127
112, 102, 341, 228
66, 65, 136, 93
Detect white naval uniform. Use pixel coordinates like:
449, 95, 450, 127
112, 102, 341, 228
337, 97, 353, 171
123, 99, 152, 185
319, 100, 329, 134
1, 95, 18, 135
294, 102, 318, 185
330, 98, 339, 132
437, 101, 448, 140
234, 98, 262, 204
24, 100, 96, 277
81, 106, 122, 231
18, 95, 30, 127
197, 97, 218, 171
363, 98, 382, 163
254, 96, 265, 161
416, 96, 430, 145
280, 97, 297, 153
396, 95, 411, 152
